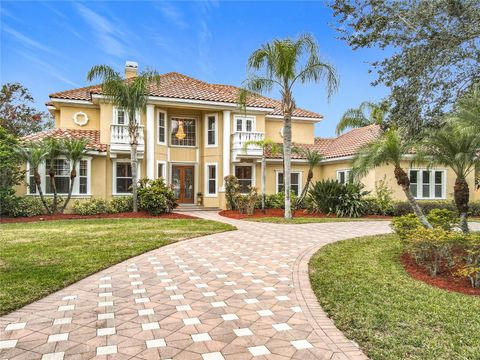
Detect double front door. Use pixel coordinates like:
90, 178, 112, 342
172, 165, 194, 203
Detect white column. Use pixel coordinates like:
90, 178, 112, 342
146, 104, 155, 179
222, 110, 231, 190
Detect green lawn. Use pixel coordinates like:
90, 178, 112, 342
309, 234, 480, 360
0, 218, 235, 315
250, 217, 389, 224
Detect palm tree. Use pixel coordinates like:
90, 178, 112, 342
292, 147, 323, 206
15, 142, 50, 213
61, 138, 89, 212
352, 127, 432, 229
242, 139, 280, 212
239, 34, 338, 219
43, 137, 62, 213
87, 65, 160, 212
336, 101, 387, 135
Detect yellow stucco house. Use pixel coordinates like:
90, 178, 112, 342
18, 62, 478, 209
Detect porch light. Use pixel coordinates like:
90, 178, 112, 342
176, 120, 186, 140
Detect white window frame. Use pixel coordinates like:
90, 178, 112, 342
204, 113, 218, 147
233, 163, 256, 194
336, 169, 352, 184
275, 170, 302, 196
113, 106, 140, 125
233, 114, 256, 132
157, 109, 167, 145
169, 115, 198, 148
27, 156, 92, 196
156, 160, 167, 179
204, 162, 218, 197
409, 168, 447, 200
112, 158, 141, 196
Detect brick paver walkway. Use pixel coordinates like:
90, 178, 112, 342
1, 212, 393, 360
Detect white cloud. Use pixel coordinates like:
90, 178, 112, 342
75, 3, 126, 57
156, 2, 188, 29
3, 25, 55, 54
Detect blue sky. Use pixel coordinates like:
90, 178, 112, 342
1, 1, 388, 137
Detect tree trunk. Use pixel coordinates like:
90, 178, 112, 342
394, 166, 432, 229
454, 177, 469, 233
283, 92, 293, 220
297, 168, 313, 207
48, 167, 58, 213
62, 167, 77, 212
129, 117, 139, 213
261, 156, 266, 213
34, 170, 50, 214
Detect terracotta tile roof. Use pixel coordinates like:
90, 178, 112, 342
49, 72, 322, 119
266, 125, 381, 160
22, 129, 107, 152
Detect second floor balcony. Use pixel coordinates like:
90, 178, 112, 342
110, 124, 145, 154
231, 131, 265, 162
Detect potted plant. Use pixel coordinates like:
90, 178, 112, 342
196, 192, 203, 206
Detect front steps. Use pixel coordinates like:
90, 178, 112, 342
174, 204, 220, 212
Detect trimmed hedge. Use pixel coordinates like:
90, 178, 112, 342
365, 199, 480, 217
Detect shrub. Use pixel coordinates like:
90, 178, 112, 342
307, 180, 369, 218
257, 192, 298, 210
391, 214, 421, 240
426, 209, 458, 231
391, 200, 456, 216
137, 178, 177, 216
235, 187, 258, 215
455, 234, 480, 288
404, 227, 458, 277
3, 196, 45, 217
372, 177, 394, 215
108, 196, 133, 213
224, 175, 239, 210
468, 201, 480, 216
336, 182, 370, 218
72, 198, 109, 215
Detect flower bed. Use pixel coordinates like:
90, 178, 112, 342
402, 253, 480, 296
0, 211, 196, 224
219, 208, 390, 220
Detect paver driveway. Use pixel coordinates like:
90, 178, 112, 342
0, 212, 392, 360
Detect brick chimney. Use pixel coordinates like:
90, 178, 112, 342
125, 61, 138, 79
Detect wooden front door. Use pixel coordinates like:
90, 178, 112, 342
172, 166, 194, 203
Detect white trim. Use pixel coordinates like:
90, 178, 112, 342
27, 156, 92, 196
408, 168, 447, 200
204, 162, 218, 197
265, 114, 323, 122
222, 110, 231, 191
50, 98, 93, 105
146, 104, 155, 179
112, 158, 141, 196
275, 170, 302, 196
157, 109, 167, 145
73, 112, 89, 126
169, 115, 199, 148
156, 160, 167, 179
233, 114, 256, 132
336, 169, 352, 184
112, 106, 140, 125
233, 163, 256, 193
204, 113, 218, 147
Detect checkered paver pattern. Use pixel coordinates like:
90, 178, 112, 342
1, 212, 395, 359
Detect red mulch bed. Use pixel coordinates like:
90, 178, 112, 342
0, 211, 196, 224
401, 253, 480, 296
219, 208, 390, 220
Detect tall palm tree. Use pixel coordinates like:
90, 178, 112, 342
336, 101, 387, 135
43, 137, 62, 213
15, 142, 50, 213
242, 139, 280, 213
240, 34, 338, 219
61, 138, 89, 212
292, 147, 323, 206
87, 65, 160, 212
352, 127, 432, 229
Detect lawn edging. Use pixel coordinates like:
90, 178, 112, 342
293, 235, 375, 359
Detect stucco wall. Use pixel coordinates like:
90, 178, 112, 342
265, 120, 315, 144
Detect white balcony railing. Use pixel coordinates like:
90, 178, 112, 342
231, 131, 265, 161
110, 124, 145, 153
